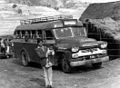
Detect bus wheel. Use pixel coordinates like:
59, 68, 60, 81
92, 62, 102, 68
61, 54, 72, 73
21, 51, 29, 66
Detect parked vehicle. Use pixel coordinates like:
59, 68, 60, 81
12, 15, 109, 73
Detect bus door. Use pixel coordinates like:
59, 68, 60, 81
44, 30, 55, 45
44, 30, 56, 64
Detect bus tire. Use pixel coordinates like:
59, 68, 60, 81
21, 51, 29, 66
61, 54, 72, 73
92, 62, 102, 68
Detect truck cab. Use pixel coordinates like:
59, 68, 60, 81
50, 20, 109, 72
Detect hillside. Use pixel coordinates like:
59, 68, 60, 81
4, 0, 89, 19
5, 0, 89, 8
80, 1, 120, 21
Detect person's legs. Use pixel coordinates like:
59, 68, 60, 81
43, 67, 49, 87
6, 46, 10, 58
3, 48, 6, 54
48, 67, 53, 86
6, 46, 10, 54
43, 67, 53, 88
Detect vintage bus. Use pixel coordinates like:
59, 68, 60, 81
12, 15, 109, 73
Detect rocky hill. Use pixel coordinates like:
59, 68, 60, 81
80, 1, 120, 21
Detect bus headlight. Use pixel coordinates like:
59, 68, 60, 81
71, 47, 79, 52
100, 43, 107, 48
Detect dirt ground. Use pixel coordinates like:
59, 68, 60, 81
0, 58, 120, 88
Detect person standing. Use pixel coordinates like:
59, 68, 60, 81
1, 39, 6, 54
35, 38, 55, 88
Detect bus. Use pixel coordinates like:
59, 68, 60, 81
12, 15, 109, 73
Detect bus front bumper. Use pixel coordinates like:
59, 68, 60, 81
70, 56, 109, 67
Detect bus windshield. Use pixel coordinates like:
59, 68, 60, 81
54, 27, 74, 39
72, 27, 87, 37
53, 27, 87, 39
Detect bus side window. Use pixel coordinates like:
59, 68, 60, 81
20, 31, 22, 38
30, 31, 33, 39
36, 30, 42, 38
45, 30, 54, 40
25, 31, 30, 38
20, 30, 25, 38
36, 31, 39, 38
15, 31, 20, 38
25, 31, 30, 41
31, 30, 36, 39
21, 31, 25, 38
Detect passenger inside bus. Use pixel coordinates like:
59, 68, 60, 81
15, 31, 20, 38
25, 31, 29, 41
21, 31, 25, 38
36, 30, 42, 38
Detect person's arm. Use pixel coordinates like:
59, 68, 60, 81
35, 47, 46, 58
46, 48, 49, 58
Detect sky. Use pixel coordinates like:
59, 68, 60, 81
79, 0, 120, 3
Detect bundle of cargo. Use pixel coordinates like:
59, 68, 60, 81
83, 18, 120, 59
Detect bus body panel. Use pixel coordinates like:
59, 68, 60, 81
13, 39, 40, 63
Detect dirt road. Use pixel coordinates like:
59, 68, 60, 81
0, 58, 120, 88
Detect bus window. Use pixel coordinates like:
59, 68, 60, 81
30, 31, 33, 38
20, 31, 22, 38
24, 31, 30, 41
45, 30, 54, 40
36, 30, 42, 38
31, 30, 36, 39
20, 31, 25, 38
25, 31, 30, 38
15, 31, 20, 38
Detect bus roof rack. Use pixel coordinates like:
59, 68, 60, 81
20, 15, 73, 25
